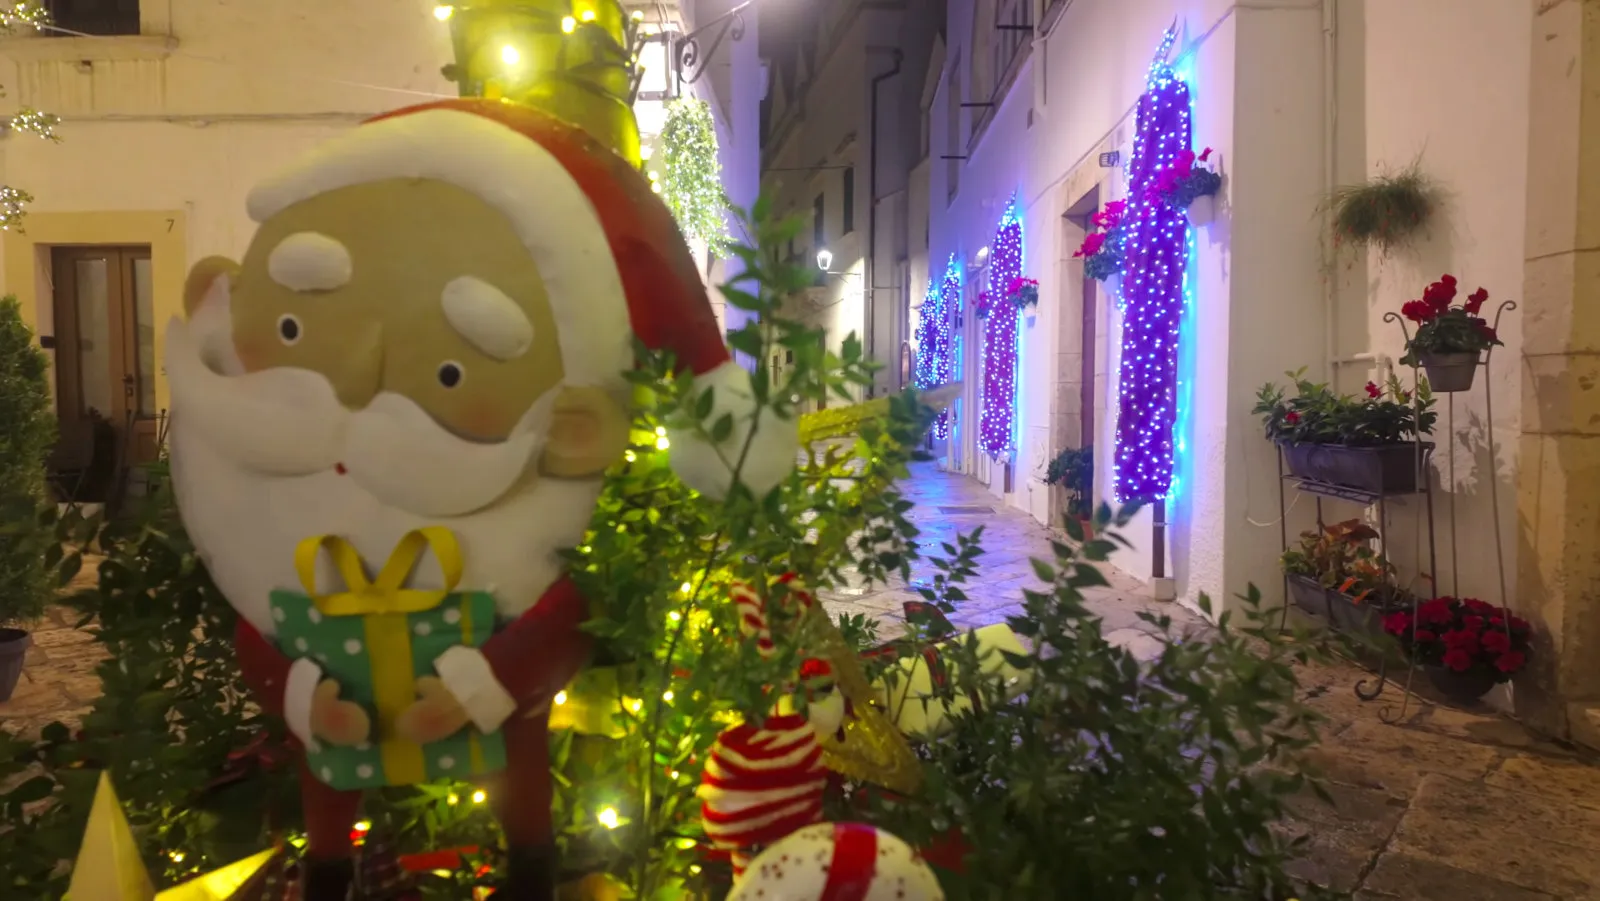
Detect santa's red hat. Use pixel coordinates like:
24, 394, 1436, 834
245, 99, 797, 498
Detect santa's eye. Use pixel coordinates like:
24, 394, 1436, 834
437, 361, 464, 389
277, 314, 302, 345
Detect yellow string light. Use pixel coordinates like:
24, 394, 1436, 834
169, 851, 185, 863
560, 15, 576, 32
500, 44, 520, 65
448, 792, 460, 805
432, 5, 453, 20
597, 807, 621, 829
555, 690, 569, 705
580, 9, 596, 21
471, 789, 487, 804
662, 690, 674, 702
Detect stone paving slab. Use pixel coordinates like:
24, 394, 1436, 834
3, 465, 1599, 900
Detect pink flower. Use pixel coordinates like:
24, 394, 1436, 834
1365, 381, 1382, 399
1443, 648, 1474, 672
1198, 147, 1213, 162
1495, 651, 1527, 674
1481, 630, 1512, 654
1283, 411, 1301, 425
1465, 287, 1489, 315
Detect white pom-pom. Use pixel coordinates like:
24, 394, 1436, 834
669, 361, 799, 499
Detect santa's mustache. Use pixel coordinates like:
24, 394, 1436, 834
164, 315, 550, 517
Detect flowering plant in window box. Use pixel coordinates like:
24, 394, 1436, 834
974, 289, 992, 319
1152, 147, 1222, 224
1280, 519, 1408, 638
1253, 370, 1436, 493
1383, 597, 1532, 701
1006, 276, 1039, 311
1396, 273, 1503, 392
1074, 200, 1127, 282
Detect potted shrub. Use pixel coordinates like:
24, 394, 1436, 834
1254, 370, 1436, 494
1280, 519, 1406, 637
1397, 274, 1502, 392
1383, 597, 1531, 703
0, 296, 58, 702
1324, 161, 1441, 258
1006, 276, 1039, 313
1045, 445, 1094, 537
1152, 146, 1223, 226
1074, 200, 1127, 289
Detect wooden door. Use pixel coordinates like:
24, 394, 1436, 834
51, 246, 160, 467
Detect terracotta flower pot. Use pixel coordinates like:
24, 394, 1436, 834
1425, 664, 1498, 703
1419, 351, 1480, 393
0, 627, 30, 702
1185, 193, 1216, 227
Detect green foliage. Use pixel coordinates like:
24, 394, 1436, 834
853, 504, 1342, 900
1254, 368, 1435, 447
1043, 445, 1093, 519
1281, 519, 1396, 603
659, 97, 729, 257
0, 295, 57, 627
1324, 162, 1440, 256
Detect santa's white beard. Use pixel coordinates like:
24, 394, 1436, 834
165, 314, 602, 636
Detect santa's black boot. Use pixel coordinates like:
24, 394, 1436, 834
493, 844, 558, 901
300, 856, 356, 901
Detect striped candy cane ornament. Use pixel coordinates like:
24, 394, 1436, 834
731, 575, 816, 659
698, 713, 829, 880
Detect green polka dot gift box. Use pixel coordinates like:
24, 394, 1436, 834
269, 528, 506, 791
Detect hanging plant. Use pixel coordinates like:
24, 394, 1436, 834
1324, 162, 1441, 256
1075, 200, 1128, 282
658, 97, 730, 256
1006, 277, 1039, 311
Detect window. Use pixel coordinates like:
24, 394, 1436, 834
993, 0, 1034, 91
45, 0, 140, 36
813, 193, 825, 248
842, 168, 855, 234
945, 62, 962, 201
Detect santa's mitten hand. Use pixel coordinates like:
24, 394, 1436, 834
668, 362, 799, 499
310, 679, 371, 747
395, 676, 472, 744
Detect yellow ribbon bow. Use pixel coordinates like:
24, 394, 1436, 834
294, 527, 463, 616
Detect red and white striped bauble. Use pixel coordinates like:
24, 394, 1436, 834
698, 712, 828, 879
725, 822, 944, 901
731, 574, 815, 659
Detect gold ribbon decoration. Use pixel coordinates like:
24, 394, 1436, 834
797, 382, 964, 444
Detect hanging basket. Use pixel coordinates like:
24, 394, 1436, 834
1425, 665, 1498, 703
1419, 351, 1480, 393
1185, 193, 1217, 227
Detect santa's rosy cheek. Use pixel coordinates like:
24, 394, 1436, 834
233, 338, 271, 372
448, 400, 516, 441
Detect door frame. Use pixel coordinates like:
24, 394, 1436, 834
50, 244, 160, 464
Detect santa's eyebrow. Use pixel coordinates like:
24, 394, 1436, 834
266, 232, 352, 292
440, 276, 534, 361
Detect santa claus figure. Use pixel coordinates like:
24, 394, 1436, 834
166, 99, 798, 900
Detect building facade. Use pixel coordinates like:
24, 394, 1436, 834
758, 0, 940, 403
922, 0, 1600, 748
0, 0, 760, 470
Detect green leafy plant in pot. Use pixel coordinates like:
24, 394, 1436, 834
1280, 519, 1404, 637
1396, 274, 1502, 393
1045, 445, 1094, 533
0, 296, 58, 701
1254, 370, 1436, 494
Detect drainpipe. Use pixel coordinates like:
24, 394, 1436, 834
867, 48, 904, 398
1322, 0, 1339, 384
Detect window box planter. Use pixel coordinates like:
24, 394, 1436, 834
1285, 574, 1402, 642
1279, 441, 1433, 495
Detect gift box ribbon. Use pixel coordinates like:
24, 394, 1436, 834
294, 527, 467, 786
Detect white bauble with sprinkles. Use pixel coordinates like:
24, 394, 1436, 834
726, 822, 944, 901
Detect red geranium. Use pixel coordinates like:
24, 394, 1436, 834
1074, 232, 1107, 259
1283, 411, 1300, 425
1365, 381, 1382, 399
1384, 595, 1533, 680
1397, 273, 1503, 366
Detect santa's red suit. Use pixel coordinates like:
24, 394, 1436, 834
168, 98, 799, 901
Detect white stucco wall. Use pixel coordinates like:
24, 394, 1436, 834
931, 0, 1329, 614
1352, 0, 1530, 615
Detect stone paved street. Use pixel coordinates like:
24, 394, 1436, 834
4, 463, 1599, 899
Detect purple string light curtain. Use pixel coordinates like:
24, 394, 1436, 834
1114, 27, 1191, 504
916, 256, 960, 439
979, 201, 1022, 459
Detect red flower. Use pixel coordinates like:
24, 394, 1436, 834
1198, 147, 1213, 162
1423, 275, 1458, 312
1412, 629, 1437, 643
1442, 629, 1480, 655
1283, 411, 1301, 425
1174, 149, 1197, 176
1383, 611, 1412, 636
800, 657, 833, 680
1401, 300, 1437, 323
1462, 598, 1496, 614
1481, 630, 1512, 654
1442, 648, 1474, 671
1495, 651, 1527, 674
1465, 287, 1489, 314
1418, 598, 1454, 625
1365, 381, 1382, 399
1076, 232, 1108, 258
1462, 615, 1486, 633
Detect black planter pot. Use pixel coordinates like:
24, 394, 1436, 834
1425, 665, 1498, 703
1284, 575, 1400, 642
1280, 441, 1434, 494
1419, 351, 1480, 393
0, 627, 30, 702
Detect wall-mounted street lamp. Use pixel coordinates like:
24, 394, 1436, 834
815, 248, 833, 271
